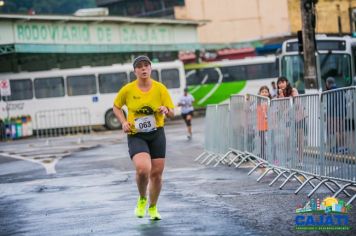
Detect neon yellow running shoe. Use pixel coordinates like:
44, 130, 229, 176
148, 205, 161, 220
134, 197, 147, 218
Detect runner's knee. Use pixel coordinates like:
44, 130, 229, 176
137, 168, 150, 179
150, 172, 162, 183
135, 162, 151, 179
186, 119, 191, 126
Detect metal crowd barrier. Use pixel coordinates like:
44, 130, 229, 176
245, 95, 271, 164
268, 95, 322, 192
246, 96, 293, 183
237, 95, 273, 175
195, 105, 218, 163
35, 107, 92, 139
196, 87, 356, 205
224, 95, 248, 167
230, 95, 246, 152
205, 103, 230, 166
317, 88, 356, 204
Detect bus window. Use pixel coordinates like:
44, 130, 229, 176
281, 36, 356, 91
129, 72, 136, 82
281, 55, 305, 92
282, 54, 351, 91
222, 65, 246, 82
2, 79, 33, 101
269, 62, 279, 77
203, 68, 220, 84
161, 69, 180, 88
185, 69, 201, 86
151, 70, 159, 81
186, 68, 219, 85
320, 54, 351, 89
67, 75, 97, 96
99, 72, 128, 94
352, 46, 356, 73
34, 77, 65, 99
245, 63, 276, 80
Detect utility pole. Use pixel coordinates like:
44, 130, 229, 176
349, 0, 354, 36
337, 4, 343, 36
300, 0, 318, 91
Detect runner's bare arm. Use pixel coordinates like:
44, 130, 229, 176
113, 106, 131, 133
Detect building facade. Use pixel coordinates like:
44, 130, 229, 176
98, 0, 291, 44
96, 0, 185, 18
174, 0, 290, 44
0, 14, 200, 72
288, 0, 356, 36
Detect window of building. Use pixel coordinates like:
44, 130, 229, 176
144, 0, 161, 11
165, 0, 185, 8
126, 0, 143, 15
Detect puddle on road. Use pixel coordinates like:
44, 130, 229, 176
33, 156, 56, 161
217, 189, 295, 197
33, 185, 69, 193
41, 159, 54, 164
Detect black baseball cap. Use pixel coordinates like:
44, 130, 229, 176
133, 55, 151, 68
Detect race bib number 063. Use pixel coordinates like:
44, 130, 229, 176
134, 115, 156, 133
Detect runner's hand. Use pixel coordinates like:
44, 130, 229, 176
158, 106, 169, 115
122, 121, 132, 133
278, 89, 284, 98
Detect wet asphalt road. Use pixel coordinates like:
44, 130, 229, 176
0, 117, 355, 236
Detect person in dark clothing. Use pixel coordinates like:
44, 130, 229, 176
326, 77, 337, 90
325, 77, 348, 154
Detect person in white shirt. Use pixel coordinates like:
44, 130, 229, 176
270, 81, 278, 98
178, 88, 195, 140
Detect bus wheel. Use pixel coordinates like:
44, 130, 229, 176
105, 110, 121, 130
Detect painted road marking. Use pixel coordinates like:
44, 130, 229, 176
0, 152, 70, 174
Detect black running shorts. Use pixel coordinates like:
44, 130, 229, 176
127, 127, 166, 159
181, 111, 194, 120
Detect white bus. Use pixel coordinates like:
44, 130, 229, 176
0, 60, 186, 130
184, 56, 278, 108
279, 35, 356, 93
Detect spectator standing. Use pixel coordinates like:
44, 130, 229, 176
325, 77, 347, 154
277, 76, 299, 98
257, 86, 271, 159
270, 81, 278, 98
